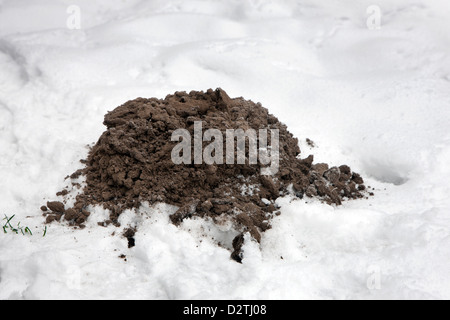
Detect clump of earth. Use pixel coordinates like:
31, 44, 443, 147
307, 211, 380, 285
42, 88, 370, 262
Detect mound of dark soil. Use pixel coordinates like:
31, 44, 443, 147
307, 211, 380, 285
42, 88, 369, 262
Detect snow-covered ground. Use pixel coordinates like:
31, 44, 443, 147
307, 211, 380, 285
1, 0, 450, 300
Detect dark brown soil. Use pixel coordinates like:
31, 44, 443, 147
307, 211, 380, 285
123, 228, 136, 248
43, 88, 369, 261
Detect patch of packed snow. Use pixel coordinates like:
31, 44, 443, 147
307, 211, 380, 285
1, 0, 450, 299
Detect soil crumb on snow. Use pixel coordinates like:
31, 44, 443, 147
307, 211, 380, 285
43, 88, 369, 261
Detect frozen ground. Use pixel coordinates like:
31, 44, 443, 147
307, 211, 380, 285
1, 0, 450, 300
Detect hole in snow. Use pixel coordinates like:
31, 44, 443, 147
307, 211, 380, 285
362, 158, 410, 186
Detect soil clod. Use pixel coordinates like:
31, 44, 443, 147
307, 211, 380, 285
46, 201, 65, 214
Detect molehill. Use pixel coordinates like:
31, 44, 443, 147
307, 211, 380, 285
42, 88, 369, 262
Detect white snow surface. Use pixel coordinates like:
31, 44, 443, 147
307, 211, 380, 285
1, 0, 450, 300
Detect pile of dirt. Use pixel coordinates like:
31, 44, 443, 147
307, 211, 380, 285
42, 88, 369, 262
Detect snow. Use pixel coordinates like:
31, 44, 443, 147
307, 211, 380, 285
1, 0, 450, 300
